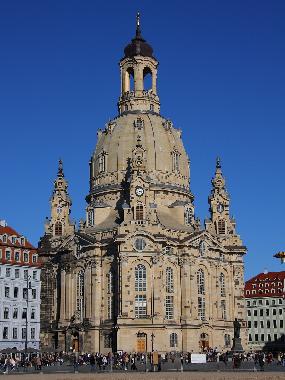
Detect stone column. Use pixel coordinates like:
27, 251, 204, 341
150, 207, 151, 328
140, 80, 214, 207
60, 269, 66, 322
85, 266, 92, 319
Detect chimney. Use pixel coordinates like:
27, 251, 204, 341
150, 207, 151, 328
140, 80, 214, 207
0, 220, 7, 227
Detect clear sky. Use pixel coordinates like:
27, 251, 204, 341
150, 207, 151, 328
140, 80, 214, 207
0, 0, 284, 279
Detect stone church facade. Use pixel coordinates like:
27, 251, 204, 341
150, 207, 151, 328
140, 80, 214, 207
39, 15, 247, 353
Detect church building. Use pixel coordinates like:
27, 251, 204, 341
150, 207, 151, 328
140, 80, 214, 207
39, 15, 247, 353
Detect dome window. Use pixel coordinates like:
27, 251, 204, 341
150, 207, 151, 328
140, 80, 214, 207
98, 152, 107, 173
134, 118, 144, 129
88, 209, 94, 227
185, 208, 193, 225
172, 151, 180, 172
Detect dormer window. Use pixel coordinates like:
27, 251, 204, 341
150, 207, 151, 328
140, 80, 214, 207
3, 234, 7, 243
12, 236, 16, 244
20, 237, 25, 246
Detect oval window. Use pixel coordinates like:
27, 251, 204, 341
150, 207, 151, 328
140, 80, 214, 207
134, 238, 146, 251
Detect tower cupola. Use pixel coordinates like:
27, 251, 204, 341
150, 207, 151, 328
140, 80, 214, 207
118, 13, 160, 114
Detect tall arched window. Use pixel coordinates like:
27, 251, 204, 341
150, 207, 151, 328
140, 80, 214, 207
143, 67, 152, 91
220, 273, 226, 297
170, 333, 178, 348
217, 219, 226, 235
197, 269, 206, 320
135, 265, 146, 291
166, 267, 174, 293
197, 269, 205, 295
135, 204, 144, 221
76, 270, 84, 320
54, 222, 62, 236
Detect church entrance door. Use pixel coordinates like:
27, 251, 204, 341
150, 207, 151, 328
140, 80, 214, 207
137, 332, 147, 352
200, 333, 209, 351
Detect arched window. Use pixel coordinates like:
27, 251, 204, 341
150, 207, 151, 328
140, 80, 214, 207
166, 267, 174, 293
135, 204, 144, 221
197, 269, 206, 320
185, 208, 193, 225
76, 271, 84, 320
170, 333, 178, 348
220, 273, 226, 297
135, 265, 146, 292
217, 219, 226, 235
143, 67, 152, 91
98, 153, 106, 173
172, 151, 179, 172
123, 67, 134, 93
197, 269, 205, 295
199, 241, 206, 257
54, 222, 62, 236
88, 209, 94, 227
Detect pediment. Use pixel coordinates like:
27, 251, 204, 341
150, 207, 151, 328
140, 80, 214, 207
181, 230, 225, 252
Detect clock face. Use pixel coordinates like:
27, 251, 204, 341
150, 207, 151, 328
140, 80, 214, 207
135, 186, 144, 197
217, 203, 224, 213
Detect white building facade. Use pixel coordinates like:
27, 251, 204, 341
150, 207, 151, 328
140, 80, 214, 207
0, 220, 41, 350
245, 271, 285, 351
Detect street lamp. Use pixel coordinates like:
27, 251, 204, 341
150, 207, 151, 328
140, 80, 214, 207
151, 333, 155, 352
274, 251, 285, 264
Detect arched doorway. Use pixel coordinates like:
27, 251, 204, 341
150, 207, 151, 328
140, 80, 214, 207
72, 330, 79, 352
137, 332, 147, 352
200, 333, 209, 351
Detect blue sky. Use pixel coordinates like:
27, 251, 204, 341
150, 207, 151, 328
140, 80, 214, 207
0, 0, 284, 279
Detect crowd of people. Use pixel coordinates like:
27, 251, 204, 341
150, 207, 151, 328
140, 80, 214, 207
0, 349, 285, 373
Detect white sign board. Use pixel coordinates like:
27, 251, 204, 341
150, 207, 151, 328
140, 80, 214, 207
191, 354, 207, 364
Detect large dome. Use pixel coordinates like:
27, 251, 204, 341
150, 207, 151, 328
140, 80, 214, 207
88, 112, 191, 206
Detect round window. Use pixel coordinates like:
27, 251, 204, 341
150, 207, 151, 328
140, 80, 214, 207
134, 238, 146, 251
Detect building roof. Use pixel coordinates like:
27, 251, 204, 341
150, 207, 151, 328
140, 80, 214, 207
124, 13, 154, 59
0, 224, 36, 249
244, 271, 285, 299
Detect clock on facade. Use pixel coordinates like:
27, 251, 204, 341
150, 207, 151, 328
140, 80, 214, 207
135, 186, 144, 197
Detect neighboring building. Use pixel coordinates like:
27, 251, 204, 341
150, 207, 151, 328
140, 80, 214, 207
39, 15, 247, 354
245, 271, 285, 351
0, 220, 41, 350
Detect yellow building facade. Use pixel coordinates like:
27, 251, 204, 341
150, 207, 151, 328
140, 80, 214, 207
39, 15, 247, 354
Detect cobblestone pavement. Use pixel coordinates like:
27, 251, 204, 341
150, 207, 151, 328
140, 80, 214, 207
1, 372, 285, 380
